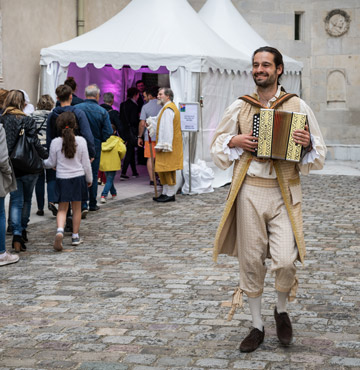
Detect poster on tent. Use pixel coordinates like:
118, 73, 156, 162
179, 102, 199, 132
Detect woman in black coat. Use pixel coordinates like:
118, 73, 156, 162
1, 90, 48, 252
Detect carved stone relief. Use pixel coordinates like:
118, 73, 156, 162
325, 9, 350, 37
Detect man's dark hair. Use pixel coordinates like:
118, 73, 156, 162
252, 46, 284, 83
135, 80, 144, 87
145, 86, 159, 98
55, 85, 72, 102
127, 87, 139, 99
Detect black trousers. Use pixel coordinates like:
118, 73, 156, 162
121, 142, 137, 176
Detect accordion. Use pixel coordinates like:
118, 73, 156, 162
252, 109, 307, 162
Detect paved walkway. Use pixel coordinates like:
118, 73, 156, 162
1, 162, 359, 369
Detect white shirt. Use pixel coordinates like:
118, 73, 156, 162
43, 136, 93, 183
147, 101, 175, 152
211, 86, 327, 177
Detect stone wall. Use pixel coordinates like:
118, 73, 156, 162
0, 0, 77, 106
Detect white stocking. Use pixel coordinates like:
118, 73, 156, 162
162, 185, 168, 196
167, 185, 176, 196
276, 290, 289, 313
248, 295, 264, 331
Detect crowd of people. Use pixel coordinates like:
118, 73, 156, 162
0, 77, 183, 267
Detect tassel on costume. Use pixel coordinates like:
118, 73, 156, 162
227, 287, 243, 321
288, 276, 299, 302
269, 159, 274, 175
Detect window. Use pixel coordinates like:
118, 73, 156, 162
294, 12, 303, 41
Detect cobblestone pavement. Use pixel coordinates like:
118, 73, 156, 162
1, 174, 359, 370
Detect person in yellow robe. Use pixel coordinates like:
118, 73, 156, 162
147, 88, 183, 203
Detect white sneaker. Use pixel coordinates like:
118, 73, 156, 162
0, 251, 20, 266
111, 194, 117, 200
100, 196, 107, 203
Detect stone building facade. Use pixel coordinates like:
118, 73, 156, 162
0, 0, 359, 156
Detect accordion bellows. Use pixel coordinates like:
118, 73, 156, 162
253, 109, 307, 162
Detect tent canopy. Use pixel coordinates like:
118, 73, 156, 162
198, 0, 302, 74
40, 0, 252, 74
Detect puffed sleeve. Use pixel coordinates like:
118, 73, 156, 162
156, 108, 174, 152
297, 100, 327, 175
210, 99, 244, 170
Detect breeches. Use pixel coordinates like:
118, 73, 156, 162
236, 180, 298, 298
158, 171, 176, 186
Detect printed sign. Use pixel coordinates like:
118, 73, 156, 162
179, 102, 199, 132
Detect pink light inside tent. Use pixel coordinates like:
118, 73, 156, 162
67, 63, 169, 110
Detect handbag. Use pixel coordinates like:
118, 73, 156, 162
10, 124, 43, 174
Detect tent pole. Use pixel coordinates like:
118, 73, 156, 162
199, 58, 204, 163
189, 133, 191, 194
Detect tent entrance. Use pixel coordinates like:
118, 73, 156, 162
67, 63, 170, 108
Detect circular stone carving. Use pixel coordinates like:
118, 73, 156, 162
325, 9, 350, 37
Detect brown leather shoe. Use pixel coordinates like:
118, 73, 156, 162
239, 327, 265, 352
274, 307, 293, 345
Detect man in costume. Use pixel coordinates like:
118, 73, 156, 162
210, 46, 326, 352
147, 88, 183, 203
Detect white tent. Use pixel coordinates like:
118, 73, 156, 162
198, 0, 303, 93
39, 0, 269, 190
40, 0, 252, 97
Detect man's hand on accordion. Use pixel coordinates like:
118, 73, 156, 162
228, 132, 258, 152
293, 124, 311, 149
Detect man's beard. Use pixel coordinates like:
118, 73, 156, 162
253, 73, 277, 88
157, 99, 165, 106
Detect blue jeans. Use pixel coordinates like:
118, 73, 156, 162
101, 171, 117, 197
82, 153, 100, 210
10, 174, 39, 236
0, 197, 5, 253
